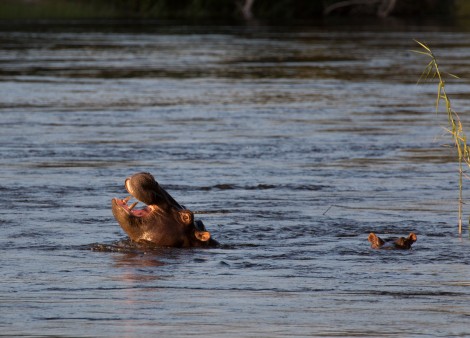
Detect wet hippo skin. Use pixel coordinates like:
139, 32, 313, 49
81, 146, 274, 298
112, 172, 218, 248
368, 232, 417, 250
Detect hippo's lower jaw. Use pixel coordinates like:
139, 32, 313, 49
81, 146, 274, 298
111, 172, 217, 248
368, 232, 417, 250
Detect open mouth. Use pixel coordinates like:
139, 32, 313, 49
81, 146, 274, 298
114, 196, 152, 218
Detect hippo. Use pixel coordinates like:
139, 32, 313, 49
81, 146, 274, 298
368, 232, 417, 250
111, 172, 218, 248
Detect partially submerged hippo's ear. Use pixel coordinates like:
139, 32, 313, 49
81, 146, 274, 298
368, 232, 384, 249
195, 230, 211, 242
408, 232, 417, 242
368, 233, 378, 243
179, 209, 194, 225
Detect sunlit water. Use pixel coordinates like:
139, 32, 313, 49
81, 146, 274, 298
1, 21, 469, 337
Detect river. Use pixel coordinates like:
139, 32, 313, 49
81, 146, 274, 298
0, 20, 469, 337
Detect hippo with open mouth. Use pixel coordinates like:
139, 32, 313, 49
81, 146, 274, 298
368, 232, 417, 250
111, 172, 218, 248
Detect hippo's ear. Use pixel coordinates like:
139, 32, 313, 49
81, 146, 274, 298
368, 233, 377, 243
368, 232, 383, 249
179, 209, 194, 225
195, 230, 211, 242
408, 232, 417, 242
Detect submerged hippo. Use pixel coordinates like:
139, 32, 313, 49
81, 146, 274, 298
111, 172, 218, 248
368, 232, 417, 250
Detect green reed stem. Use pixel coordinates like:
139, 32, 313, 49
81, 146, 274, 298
414, 40, 466, 235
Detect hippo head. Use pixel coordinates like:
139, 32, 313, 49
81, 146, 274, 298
394, 233, 417, 249
368, 232, 417, 250
111, 172, 217, 248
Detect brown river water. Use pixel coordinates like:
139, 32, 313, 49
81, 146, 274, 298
0, 20, 469, 337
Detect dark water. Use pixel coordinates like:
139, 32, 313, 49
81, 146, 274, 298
1, 21, 470, 337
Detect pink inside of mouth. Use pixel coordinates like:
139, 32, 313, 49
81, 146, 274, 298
115, 198, 151, 217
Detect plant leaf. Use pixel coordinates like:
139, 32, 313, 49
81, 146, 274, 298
414, 39, 432, 52
411, 49, 433, 57
447, 72, 460, 79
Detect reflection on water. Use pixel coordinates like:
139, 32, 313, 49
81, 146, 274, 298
0, 21, 469, 337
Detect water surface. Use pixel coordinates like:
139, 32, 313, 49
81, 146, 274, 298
0, 21, 469, 337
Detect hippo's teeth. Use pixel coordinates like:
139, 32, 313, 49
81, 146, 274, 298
128, 201, 138, 211
123, 196, 131, 203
